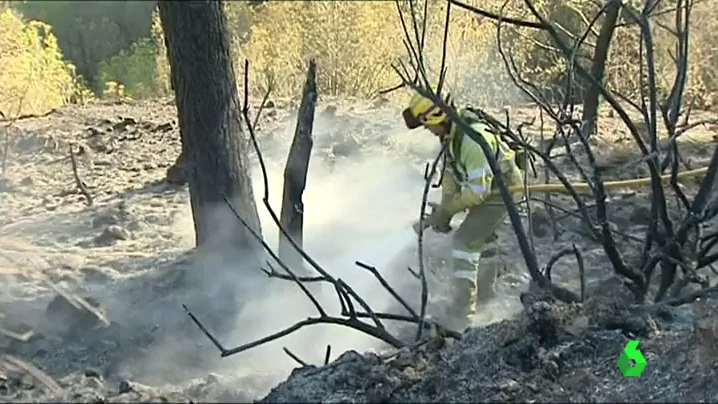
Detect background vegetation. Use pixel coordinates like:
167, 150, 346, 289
1, 0, 716, 117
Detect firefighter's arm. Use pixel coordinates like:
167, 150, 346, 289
440, 164, 459, 203
439, 137, 494, 216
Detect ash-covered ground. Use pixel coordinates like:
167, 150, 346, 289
0, 97, 717, 402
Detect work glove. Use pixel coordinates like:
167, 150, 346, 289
413, 207, 452, 235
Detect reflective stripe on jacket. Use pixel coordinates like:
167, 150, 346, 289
440, 108, 516, 216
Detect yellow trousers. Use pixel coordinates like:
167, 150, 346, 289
444, 164, 523, 331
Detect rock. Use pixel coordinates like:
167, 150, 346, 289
525, 301, 559, 343
497, 378, 520, 393
45, 293, 107, 336
113, 117, 137, 132
154, 122, 173, 132
116, 380, 158, 399
118, 380, 135, 394
530, 208, 553, 238
386, 347, 413, 370
165, 158, 189, 186
84, 368, 102, 379
94, 225, 130, 246
93, 159, 113, 167
87, 131, 113, 153
92, 213, 120, 228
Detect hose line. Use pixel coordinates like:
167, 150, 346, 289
498, 166, 709, 195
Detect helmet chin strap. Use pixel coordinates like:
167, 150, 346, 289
440, 120, 452, 136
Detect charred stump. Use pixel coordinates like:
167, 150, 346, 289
279, 59, 317, 273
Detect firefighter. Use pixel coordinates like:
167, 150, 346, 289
402, 90, 523, 332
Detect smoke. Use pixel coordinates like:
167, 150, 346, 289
212, 106, 440, 373
113, 102, 446, 389
119, 48, 531, 387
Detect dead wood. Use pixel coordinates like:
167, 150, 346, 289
0, 108, 56, 124
1, 355, 63, 397
44, 279, 110, 329
68, 144, 93, 206
279, 59, 317, 273
0, 316, 34, 343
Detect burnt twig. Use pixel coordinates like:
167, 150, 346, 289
283, 347, 309, 367
356, 261, 418, 318
415, 144, 446, 341
183, 304, 226, 353
324, 345, 332, 365
68, 144, 93, 206
543, 245, 586, 302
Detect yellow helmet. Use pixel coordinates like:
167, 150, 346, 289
402, 91, 452, 129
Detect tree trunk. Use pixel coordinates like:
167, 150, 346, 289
580, 0, 621, 138
158, 0, 262, 252
279, 59, 317, 273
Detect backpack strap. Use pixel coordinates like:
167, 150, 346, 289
443, 124, 466, 184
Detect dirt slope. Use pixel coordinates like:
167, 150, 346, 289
0, 97, 716, 402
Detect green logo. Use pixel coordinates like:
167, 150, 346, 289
617, 340, 647, 376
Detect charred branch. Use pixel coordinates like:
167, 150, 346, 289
68, 144, 93, 206
580, 0, 621, 138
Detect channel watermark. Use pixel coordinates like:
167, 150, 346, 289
617, 340, 647, 376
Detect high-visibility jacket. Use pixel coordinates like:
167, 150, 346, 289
439, 108, 516, 216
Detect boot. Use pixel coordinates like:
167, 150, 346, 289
442, 278, 477, 333
476, 263, 498, 304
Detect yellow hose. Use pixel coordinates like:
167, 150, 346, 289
498, 166, 710, 195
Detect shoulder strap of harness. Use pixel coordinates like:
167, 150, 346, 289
449, 126, 465, 182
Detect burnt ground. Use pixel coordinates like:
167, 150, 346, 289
0, 96, 717, 402
263, 295, 718, 403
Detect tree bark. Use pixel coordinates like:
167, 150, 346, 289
279, 59, 317, 272
580, 0, 621, 138
158, 0, 262, 252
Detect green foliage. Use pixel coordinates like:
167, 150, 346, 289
94, 6, 172, 100
14, 0, 157, 91
102, 80, 130, 101
0, 8, 77, 116
3, 0, 718, 110
98, 38, 159, 99
150, 6, 170, 97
